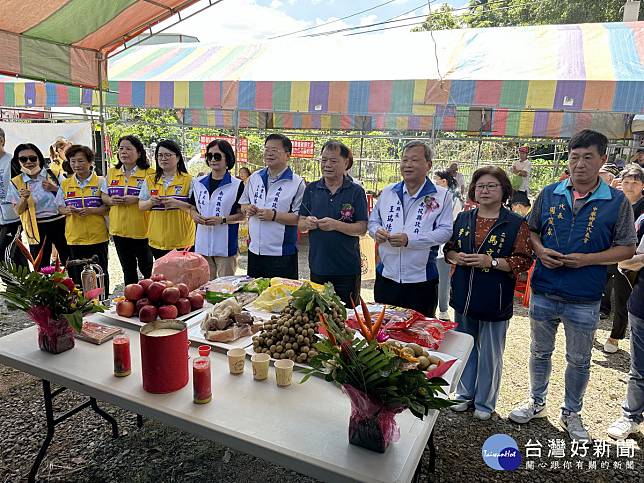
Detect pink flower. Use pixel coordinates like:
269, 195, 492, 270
40, 266, 56, 275
376, 329, 390, 342
61, 278, 76, 291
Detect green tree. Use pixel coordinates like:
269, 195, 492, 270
412, 3, 463, 31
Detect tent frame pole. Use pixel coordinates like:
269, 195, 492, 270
234, 109, 240, 175
97, 53, 107, 175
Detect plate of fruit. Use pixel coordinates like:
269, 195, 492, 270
106, 274, 210, 326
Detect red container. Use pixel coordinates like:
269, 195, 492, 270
193, 356, 212, 404
140, 320, 189, 393
113, 335, 131, 377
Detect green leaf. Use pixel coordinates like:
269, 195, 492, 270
62, 312, 83, 333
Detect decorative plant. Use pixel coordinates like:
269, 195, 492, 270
0, 261, 105, 333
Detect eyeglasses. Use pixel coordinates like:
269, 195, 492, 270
205, 152, 223, 162
18, 156, 38, 163
157, 153, 176, 160
474, 183, 500, 191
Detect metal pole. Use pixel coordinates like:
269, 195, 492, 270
358, 132, 365, 180
97, 53, 107, 175
180, 109, 186, 150
234, 109, 240, 176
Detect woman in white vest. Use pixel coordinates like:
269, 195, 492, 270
190, 139, 244, 279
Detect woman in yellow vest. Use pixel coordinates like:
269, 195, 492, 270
55, 145, 110, 292
48, 137, 72, 178
139, 140, 195, 259
100, 135, 155, 285
7, 143, 69, 265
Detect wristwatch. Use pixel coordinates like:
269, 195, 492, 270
222, 217, 227, 224
490, 257, 499, 269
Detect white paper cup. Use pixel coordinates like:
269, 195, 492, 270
251, 353, 270, 380
227, 348, 246, 374
274, 359, 294, 387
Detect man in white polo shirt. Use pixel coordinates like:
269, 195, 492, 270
240, 134, 305, 279
369, 140, 453, 317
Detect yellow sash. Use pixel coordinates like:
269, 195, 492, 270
11, 175, 40, 244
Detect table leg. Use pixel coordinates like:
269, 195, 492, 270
27, 380, 119, 483
411, 429, 436, 483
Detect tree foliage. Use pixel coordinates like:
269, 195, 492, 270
415, 0, 630, 31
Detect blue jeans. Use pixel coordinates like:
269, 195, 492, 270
623, 313, 644, 423
528, 292, 600, 414
455, 311, 509, 414
436, 256, 451, 313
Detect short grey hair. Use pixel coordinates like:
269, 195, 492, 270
0, 127, 5, 140
402, 140, 433, 162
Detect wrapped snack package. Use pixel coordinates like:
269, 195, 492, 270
249, 278, 325, 313
152, 250, 209, 290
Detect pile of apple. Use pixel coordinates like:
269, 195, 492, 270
115, 274, 205, 322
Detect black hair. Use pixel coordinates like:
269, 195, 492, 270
321, 140, 353, 170
568, 129, 608, 156
154, 140, 188, 183
434, 170, 458, 191
264, 133, 292, 154
65, 145, 95, 164
238, 166, 251, 178
116, 135, 150, 170
205, 139, 236, 170
11, 143, 46, 177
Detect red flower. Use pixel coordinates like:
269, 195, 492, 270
61, 278, 76, 291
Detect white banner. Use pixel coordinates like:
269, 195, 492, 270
0, 122, 93, 158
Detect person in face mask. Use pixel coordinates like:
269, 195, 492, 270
6, 143, 69, 265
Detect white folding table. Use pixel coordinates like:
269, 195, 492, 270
0, 325, 473, 483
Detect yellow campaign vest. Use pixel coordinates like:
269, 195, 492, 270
61, 173, 109, 245
106, 166, 154, 239
146, 172, 195, 250
11, 172, 59, 245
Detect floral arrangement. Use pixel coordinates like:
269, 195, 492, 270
0, 243, 105, 353
303, 296, 453, 452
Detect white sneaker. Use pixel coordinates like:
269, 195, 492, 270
603, 339, 619, 353
474, 410, 492, 421
560, 412, 591, 441
438, 311, 450, 321
607, 417, 640, 440
508, 400, 548, 424
450, 400, 471, 412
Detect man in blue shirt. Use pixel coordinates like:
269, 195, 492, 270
509, 130, 637, 441
300, 141, 368, 305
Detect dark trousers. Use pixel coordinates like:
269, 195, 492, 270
113, 235, 153, 285
374, 272, 438, 318
602, 264, 631, 340
601, 264, 615, 314
29, 218, 69, 267
311, 272, 361, 307
247, 251, 298, 280
68, 242, 110, 295
0, 221, 27, 267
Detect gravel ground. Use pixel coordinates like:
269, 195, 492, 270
0, 239, 642, 482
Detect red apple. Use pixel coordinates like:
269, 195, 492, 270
151, 274, 166, 282
116, 300, 135, 317
162, 286, 181, 305
124, 283, 145, 302
147, 282, 165, 303
158, 305, 178, 320
188, 292, 204, 310
176, 283, 189, 298
136, 298, 151, 314
139, 305, 158, 323
139, 279, 153, 291
175, 298, 192, 316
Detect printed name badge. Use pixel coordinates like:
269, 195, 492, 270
65, 199, 83, 209
108, 187, 126, 196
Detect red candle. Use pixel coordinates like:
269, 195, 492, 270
193, 356, 211, 404
113, 335, 131, 377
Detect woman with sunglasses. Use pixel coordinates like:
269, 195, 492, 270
190, 139, 244, 278
6, 143, 69, 265
139, 140, 194, 259
55, 145, 110, 292
101, 135, 155, 285
443, 166, 533, 420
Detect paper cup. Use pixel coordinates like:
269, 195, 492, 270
274, 359, 294, 387
251, 353, 270, 380
227, 348, 246, 374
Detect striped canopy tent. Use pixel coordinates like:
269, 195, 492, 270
1, 21, 643, 138
0, 0, 200, 88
